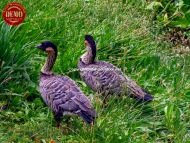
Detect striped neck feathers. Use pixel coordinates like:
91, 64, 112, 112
41, 50, 57, 75
81, 45, 96, 64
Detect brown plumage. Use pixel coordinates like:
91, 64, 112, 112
36, 41, 96, 127
78, 35, 153, 103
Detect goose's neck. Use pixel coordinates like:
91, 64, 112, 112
81, 46, 96, 64
41, 51, 57, 74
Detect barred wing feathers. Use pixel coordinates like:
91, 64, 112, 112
40, 74, 96, 124
79, 61, 153, 102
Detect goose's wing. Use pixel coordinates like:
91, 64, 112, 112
39, 75, 96, 123
79, 61, 153, 102
79, 61, 126, 94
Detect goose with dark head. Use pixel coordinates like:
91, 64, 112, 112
37, 41, 57, 52
80, 35, 96, 64
37, 41, 57, 75
36, 41, 97, 127
78, 35, 154, 103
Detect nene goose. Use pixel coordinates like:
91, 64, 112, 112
36, 41, 96, 127
78, 35, 153, 103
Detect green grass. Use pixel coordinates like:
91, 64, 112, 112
0, 0, 190, 142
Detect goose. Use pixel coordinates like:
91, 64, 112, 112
36, 41, 96, 127
78, 35, 153, 103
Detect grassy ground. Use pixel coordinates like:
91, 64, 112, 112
0, 0, 190, 142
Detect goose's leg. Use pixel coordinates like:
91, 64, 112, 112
82, 120, 86, 130
102, 92, 110, 107
57, 114, 72, 134
90, 122, 94, 133
64, 116, 72, 130
103, 95, 109, 105
53, 112, 62, 128
84, 121, 94, 133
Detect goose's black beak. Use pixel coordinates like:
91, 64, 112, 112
36, 44, 42, 49
36, 44, 45, 51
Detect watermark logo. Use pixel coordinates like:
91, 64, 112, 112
2, 2, 26, 26
66, 67, 122, 73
